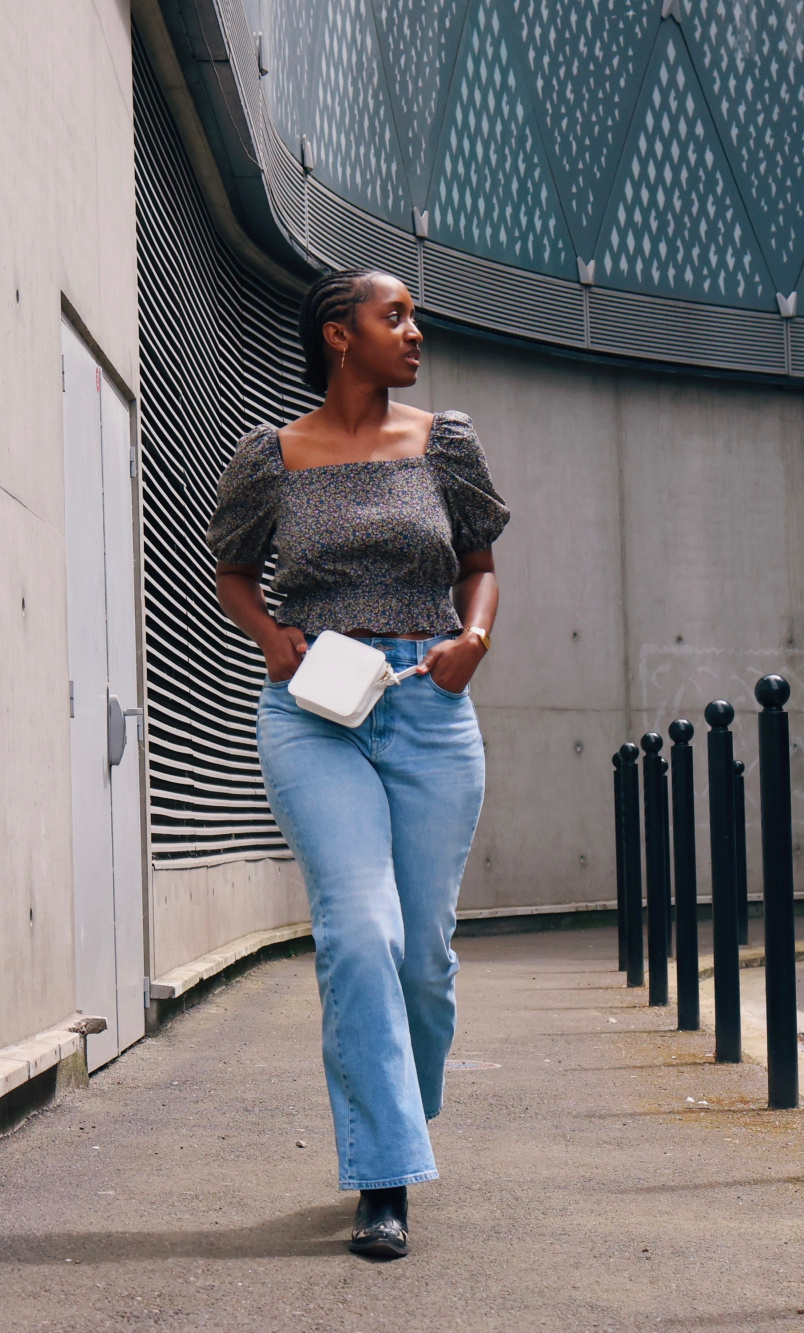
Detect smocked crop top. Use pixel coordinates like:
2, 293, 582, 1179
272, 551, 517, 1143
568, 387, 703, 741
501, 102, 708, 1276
206, 410, 510, 636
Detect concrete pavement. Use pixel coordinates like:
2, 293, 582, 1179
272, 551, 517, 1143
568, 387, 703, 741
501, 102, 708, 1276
1, 927, 803, 1331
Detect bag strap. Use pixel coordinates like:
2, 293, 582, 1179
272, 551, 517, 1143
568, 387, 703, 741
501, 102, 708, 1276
383, 663, 421, 687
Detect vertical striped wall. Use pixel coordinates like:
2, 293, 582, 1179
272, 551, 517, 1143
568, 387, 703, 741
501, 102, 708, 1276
132, 26, 314, 865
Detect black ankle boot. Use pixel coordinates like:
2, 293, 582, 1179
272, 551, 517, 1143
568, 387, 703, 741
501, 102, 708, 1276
348, 1186, 408, 1258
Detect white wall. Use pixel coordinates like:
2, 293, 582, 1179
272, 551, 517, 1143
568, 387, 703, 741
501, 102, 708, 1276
401, 326, 804, 913
0, 1, 140, 1044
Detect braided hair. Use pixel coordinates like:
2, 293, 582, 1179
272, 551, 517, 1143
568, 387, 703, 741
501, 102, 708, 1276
298, 268, 381, 395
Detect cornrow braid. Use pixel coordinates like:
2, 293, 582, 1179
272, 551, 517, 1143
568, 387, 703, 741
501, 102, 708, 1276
298, 268, 381, 396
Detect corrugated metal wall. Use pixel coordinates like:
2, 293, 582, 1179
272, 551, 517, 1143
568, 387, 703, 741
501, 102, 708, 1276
132, 26, 314, 866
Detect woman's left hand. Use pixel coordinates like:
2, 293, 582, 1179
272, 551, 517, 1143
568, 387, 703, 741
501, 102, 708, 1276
417, 632, 486, 693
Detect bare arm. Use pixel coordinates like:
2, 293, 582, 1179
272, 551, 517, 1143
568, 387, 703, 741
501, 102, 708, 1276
452, 547, 499, 632
215, 561, 308, 682
420, 548, 499, 692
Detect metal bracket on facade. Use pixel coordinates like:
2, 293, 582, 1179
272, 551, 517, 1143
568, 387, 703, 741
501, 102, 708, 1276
300, 135, 315, 173
577, 258, 595, 286
300, 136, 314, 252
662, 0, 682, 21
412, 210, 429, 304
413, 210, 429, 303
412, 208, 429, 239
255, 31, 268, 77
776, 292, 798, 319
777, 295, 798, 373
577, 259, 595, 348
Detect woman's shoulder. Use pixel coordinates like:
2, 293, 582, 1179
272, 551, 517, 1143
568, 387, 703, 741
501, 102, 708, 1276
226, 422, 283, 480
433, 409, 474, 427
428, 409, 482, 465
428, 410, 510, 550
214, 423, 283, 510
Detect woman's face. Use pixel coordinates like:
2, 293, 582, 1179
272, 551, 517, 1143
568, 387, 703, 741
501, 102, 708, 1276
325, 274, 423, 389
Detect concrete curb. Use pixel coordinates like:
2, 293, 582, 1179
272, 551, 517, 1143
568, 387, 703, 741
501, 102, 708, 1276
0, 1013, 108, 1132
0, 1018, 87, 1100
666, 943, 804, 1068
149, 924, 313, 1001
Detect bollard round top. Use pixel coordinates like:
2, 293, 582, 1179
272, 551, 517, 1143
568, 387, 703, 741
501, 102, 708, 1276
734, 759, 745, 775
669, 718, 694, 744
704, 700, 734, 729
619, 741, 640, 764
661, 758, 669, 773
640, 731, 663, 754
755, 674, 790, 710
612, 752, 622, 769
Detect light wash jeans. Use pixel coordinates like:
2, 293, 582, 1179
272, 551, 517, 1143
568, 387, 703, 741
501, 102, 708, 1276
256, 635, 485, 1190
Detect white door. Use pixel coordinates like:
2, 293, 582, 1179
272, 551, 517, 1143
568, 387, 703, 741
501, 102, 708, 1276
62, 320, 145, 1071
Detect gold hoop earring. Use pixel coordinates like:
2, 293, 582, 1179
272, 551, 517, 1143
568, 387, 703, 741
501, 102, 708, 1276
340, 345, 347, 371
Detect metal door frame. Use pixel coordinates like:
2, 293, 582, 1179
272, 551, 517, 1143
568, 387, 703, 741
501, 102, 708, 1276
61, 298, 154, 1028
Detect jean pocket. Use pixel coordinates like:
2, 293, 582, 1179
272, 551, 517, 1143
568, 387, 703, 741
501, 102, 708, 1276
264, 675, 290, 690
425, 673, 469, 700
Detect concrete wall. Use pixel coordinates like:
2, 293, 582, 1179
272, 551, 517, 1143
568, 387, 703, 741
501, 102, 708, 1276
0, 1, 140, 1044
400, 326, 804, 913
151, 859, 308, 979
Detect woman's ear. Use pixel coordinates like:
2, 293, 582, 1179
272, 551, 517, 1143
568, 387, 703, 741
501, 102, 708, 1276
322, 321, 348, 355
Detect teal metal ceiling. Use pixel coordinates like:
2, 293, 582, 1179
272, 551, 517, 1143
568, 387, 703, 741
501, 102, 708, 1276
265, 0, 804, 312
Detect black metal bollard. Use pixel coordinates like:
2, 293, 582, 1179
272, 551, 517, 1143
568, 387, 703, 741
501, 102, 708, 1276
619, 743, 645, 988
662, 757, 674, 957
612, 753, 627, 972
755, 675, 799, 1110
669, 720, 699, 1031
733, 760, 749, 947
641, 733, 669, 1006
705, 701, 742, 1063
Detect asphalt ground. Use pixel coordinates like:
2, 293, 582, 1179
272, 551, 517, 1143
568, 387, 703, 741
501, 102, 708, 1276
1, 926, 803, 1331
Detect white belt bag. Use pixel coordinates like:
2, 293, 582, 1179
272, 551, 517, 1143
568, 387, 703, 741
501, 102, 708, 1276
287, 629, 420, 728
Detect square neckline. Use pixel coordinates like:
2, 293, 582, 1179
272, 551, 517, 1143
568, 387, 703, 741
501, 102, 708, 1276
273, 412, 441, 475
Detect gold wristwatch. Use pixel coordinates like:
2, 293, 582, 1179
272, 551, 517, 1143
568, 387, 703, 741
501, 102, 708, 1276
464, 625, 492, 652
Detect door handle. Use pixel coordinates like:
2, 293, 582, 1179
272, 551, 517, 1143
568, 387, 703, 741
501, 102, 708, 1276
125, 706, 144, 744
108, 695, 127, 767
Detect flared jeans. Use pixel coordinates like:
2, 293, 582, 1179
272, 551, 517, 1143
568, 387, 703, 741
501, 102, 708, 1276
256, 635, 485, 1189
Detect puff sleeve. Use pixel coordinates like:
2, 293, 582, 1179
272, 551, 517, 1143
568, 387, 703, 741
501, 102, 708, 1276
206, 425, 283, 564
428, 411, 510, 555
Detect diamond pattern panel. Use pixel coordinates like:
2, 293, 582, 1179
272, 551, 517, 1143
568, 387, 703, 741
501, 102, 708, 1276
597, 27, 774, 309
512, 0, 659, 258
372, 0, 464, 199
307, 0, 411, 225
264, 0, 322, 144
427, 0, 574, 275
683, 0, 804, 294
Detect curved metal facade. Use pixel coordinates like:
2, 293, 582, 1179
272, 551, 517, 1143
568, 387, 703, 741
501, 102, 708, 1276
162, 0, 803, 378
265, 0, 802, 307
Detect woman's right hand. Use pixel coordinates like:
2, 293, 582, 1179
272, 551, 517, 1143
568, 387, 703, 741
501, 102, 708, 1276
261, 621, 308, 683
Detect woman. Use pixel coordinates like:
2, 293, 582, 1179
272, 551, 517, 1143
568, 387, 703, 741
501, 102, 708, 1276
207, 268, 509, 1258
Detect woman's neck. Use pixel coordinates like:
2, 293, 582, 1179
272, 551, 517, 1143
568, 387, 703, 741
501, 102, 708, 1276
317, 381, 392, 438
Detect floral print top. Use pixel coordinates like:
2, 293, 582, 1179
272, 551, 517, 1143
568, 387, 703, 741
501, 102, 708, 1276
206, 410, 510, 635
